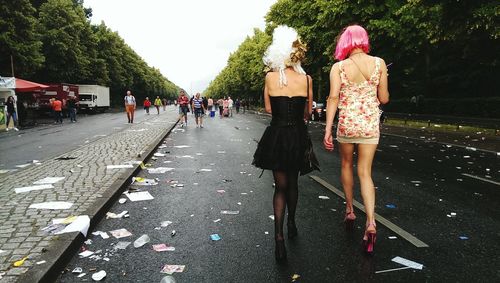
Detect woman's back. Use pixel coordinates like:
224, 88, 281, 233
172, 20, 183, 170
266, 69, 308, 98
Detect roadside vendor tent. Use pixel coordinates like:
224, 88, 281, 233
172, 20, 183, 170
15, 78, 49, 92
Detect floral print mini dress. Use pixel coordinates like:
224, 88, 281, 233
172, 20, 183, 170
336, 57, 382, 144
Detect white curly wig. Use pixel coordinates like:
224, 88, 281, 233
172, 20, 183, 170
263, 25, 306, 87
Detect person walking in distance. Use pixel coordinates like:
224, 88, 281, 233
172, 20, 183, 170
192, 93, 206, 128
235, 99, 241, 114
162, 97, 168, 111
177, 90, 189, 127
217, 97, 224, 118
154, 96, 162, 115
228, 96, 234, 117
253, 26, 319, 261
143, 97, 151, 115
5, 96, 19, 131
207, 97, 214, 118
52, 98, 63, 124
323, 25, 389, 255
124, 90, 136, 123
67, 95, 78, 122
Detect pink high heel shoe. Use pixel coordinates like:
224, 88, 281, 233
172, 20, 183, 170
363, 222, 377, 255
344, 210, 356, 231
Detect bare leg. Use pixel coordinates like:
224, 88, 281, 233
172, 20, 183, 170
339, 143, 355, 214
357, 143, 378, 229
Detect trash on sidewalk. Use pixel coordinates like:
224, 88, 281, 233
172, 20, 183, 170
91, 270, 107, 281
217, 189, 225, 194
51, 215, 91, 236
210, 234, 221, 241
269, 215, 275, 220
318, 196, 330, 200
154, 153, 166, 157
133, 234, 151, 248
291, 274, 300, 282
125, 191, 154, 202
153, 244, 175, 252
29, 201, 73, 210
198, 168, 212, 172
106, 164, 134, 169
385, 204, 397, 209
148, 167, 174, 174
114, 241, 132, 250
391, 256, 424, 270
36, 260, 46, 265
15, 184, 54, 194
388, 236, 398, 240
221, 210, 239, 215
177, 155, 194, 159
119, 198, 127, 204
161, 265, 185, 274
213, 219, 221, 223
33, 177, 65, 185
171, 230, 176, 237
459, 236, 469, 240
106, 211, 128, 219
92, 231, 110, 239
13, 256, 28, 267
77, 273, 86, 278
109, 228, 132, 239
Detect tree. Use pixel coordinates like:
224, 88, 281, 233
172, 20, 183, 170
0, 0, 44, 77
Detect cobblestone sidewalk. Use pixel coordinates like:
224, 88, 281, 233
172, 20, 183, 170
0, 109, 178, 282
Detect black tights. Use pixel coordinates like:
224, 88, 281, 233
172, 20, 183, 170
273, 170, 299, 240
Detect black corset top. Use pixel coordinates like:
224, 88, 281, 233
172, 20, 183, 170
269, 96, 306, 127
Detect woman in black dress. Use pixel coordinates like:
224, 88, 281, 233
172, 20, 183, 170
253, 25, 319, 261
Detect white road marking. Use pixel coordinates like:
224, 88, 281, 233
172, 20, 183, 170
461, 173, 500, 186
310, 175, 429, 248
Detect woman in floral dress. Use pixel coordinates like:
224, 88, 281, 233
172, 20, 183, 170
323, 25, 389, 254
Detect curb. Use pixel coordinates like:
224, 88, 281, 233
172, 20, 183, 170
18, 119, 179, 283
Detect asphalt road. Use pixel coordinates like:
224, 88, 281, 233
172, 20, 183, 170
51, 111, 499, 282
0, 108, 166, 171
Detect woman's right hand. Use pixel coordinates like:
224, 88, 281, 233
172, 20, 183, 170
323, 132, 334, 151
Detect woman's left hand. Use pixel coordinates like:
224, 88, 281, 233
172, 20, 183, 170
323, 132, 334, 151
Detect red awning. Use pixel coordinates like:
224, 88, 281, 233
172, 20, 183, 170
15, 78, 49, 92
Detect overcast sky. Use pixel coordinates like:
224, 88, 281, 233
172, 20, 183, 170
83, 0, 277, 95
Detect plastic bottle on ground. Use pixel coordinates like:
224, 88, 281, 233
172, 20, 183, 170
133, 234, 150, 248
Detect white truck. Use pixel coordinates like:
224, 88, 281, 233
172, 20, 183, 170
77, 85, 110, 113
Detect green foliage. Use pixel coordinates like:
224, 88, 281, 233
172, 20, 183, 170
0, 0, 44, 77
206, 0, 499, 115
2, 0, 179, 106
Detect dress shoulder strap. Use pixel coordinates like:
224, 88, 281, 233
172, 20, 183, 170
338, 61, 348, 83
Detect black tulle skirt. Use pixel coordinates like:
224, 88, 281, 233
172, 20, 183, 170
252, 124, 319, 175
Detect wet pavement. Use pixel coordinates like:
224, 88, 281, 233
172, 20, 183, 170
55, 112, 499, 282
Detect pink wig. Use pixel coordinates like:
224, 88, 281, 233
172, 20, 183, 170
334, 25, 370, 60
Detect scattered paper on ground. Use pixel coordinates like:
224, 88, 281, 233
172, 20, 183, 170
154, 153, 166, 157
107, 164, 134, 169
109, 228, 132, 239
318, 196, 330, 200
173, 145, 190, 148
79, 250, 94, 258
29, 202, 73, 210
392, 256, 424, 270
199, 169, 212, 172
125, 191, 154, 202
106, 211, 128, 219
33, 177, 65, 185
114, 241, 131, 250
15, 184, 54, 194
210, 234, 221, 241
53, 215, 90, 237
148, 167, 174, 174
221, 210, 239, 215
161, 265, 185, 274
153, 244, 175, 252
131, 177, 158, 186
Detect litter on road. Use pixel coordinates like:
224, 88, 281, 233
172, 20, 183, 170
210, 234, 221, 241
119, 198, 127, 204
15, 184, 54, 194
79, 250, 94, 258
153, 244, 175, 252
221, 210, 239, 215
109, 228, 132, 239
114, 241, 131, 250
13, 256, 28, 267
125, 191, 154, 202
392, 256, 424, 270
52, 215, 90, 236
173, 145, 190, 148
106, 211, 128, 219
131, 177, 158, 186
29, 201, 73, 210
161, 221, 173, 227
161, 265, 185, 274
91, 270, 107, 281
148, 167, 175, 174
318, 196, 330, 200
385, 204, 397, 209
133, 234, 151, 248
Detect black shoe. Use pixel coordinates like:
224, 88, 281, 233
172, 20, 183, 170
287, 224, 298, 239
275, 239, 287, 261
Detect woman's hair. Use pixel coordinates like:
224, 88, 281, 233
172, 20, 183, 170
334, 25, 370, 60
263, 25, 307, 87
